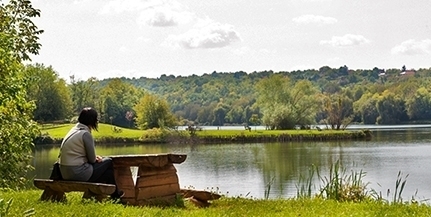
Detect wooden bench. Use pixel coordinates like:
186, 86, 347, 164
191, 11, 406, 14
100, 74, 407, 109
34, 179, 116, 202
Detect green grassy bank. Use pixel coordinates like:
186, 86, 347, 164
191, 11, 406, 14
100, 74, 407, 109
35, 123, 371, 145
1, 190, 431, 217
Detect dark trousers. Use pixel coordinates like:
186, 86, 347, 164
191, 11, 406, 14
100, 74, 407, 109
88, 158, 121, 197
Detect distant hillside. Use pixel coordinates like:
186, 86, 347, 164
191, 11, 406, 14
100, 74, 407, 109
101, 66, 431, 125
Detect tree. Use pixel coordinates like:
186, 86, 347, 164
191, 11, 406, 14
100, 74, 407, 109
353, 92, 379, 124
0, 0, 42, 188
100, 78, 143, 128
320, 94, 354, 130
24, 64, 72, 122
257, 75, 319, 129
249, 114, 260, 131
0, 0, 43, 61
212, 102, 228, 126
69, 76, 100, 114
406, 87, 431, 121
0, 33, 38, 188
376, 91, 407, 125
134, 94, 177, 129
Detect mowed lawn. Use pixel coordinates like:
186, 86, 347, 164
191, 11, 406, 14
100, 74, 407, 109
41, 123, 355, 141
41, 123, 144, 139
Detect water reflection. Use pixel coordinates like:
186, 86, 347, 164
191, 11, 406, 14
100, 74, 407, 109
31, 128, 431, 200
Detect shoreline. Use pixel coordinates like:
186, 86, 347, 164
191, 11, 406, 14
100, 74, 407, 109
34, 129, 372, 145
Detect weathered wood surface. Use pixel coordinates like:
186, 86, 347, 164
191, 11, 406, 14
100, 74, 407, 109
110, 154, 187, 167
113, 166, 135, 199
34, 179, 116, 202
110, 153, 187, 206
181, 189, 222, 207
181, 189, 222, 201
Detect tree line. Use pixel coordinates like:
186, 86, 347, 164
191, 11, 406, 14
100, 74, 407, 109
26, 64, 431, 130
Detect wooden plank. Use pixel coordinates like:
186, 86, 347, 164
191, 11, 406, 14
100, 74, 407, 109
136, 183, 180, 199
113, 166, 135, 198
40, 187, 66, 202
181, 189, 222, 201
186, 197, 210, 207
110, 154, 187, 167
136, 173, 179, 188
138, 165, 177, 177
168, 154, 187, 164
34, 179, 116, 195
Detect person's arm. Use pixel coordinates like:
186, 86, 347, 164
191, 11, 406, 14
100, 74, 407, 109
82, 132, 97, 164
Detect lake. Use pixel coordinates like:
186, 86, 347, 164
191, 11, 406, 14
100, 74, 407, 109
31, 126, 431, 201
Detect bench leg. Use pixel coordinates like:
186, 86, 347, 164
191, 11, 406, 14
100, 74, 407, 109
82, 190, 107, 202
40, 187, 66, 202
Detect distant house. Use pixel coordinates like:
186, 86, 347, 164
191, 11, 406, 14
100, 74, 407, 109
400, 69, 415, 76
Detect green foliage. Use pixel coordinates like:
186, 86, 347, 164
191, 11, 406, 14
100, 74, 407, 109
134, 93, 177, 130
0, 0, 43, 61
24, 64, 72, 122
376, 91, 408, 124
0, 198, 13, 217
320, 94, 354, 130
406, 87, 431, 120
100, 78, 143, 128
69, 76, 100, 114
257, 75, 319, 129
0, 33, 39, 189
317, 160, 369, 202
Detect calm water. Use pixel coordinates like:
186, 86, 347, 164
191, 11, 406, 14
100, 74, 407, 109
31, 127, 431, 201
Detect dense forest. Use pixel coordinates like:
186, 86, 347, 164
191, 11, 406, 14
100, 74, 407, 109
26, 64, 431, 130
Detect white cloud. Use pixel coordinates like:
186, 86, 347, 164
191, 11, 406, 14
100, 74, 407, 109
119, 46, 128, 53
100, 0, 193, 27
391, 39, 431, 55
137, 37, 151, 43
137, 4, 194, 27
163, 20, 241, 49
301, 0, 332, 2
99, 0, 151, 14
327, 57, 341, 62
320, 34, 370, 47
232, 46, 252, 55
292, 14, 337, 25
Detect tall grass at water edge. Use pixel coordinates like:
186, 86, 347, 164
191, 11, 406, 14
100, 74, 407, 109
292, 160, 428, 204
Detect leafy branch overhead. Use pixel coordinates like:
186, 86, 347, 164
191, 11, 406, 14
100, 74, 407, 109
0, 0, 44, 61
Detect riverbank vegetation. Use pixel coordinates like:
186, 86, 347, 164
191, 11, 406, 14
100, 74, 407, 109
36, 123, 370, 145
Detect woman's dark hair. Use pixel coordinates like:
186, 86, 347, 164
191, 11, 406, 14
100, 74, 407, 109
78, 107, 98, 131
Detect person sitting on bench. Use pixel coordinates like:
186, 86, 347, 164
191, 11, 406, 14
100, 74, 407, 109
59, 107, 124, 199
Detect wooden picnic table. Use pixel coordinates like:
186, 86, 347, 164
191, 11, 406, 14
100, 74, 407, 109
109, 153, 187, 206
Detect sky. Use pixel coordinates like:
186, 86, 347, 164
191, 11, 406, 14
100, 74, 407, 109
29, 0, 431, 81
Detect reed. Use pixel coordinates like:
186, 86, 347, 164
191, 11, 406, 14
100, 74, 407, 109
318, 160, 369, 202
295, 165, 316, 198
295, 160, 370, 202
264, 176, 275, 200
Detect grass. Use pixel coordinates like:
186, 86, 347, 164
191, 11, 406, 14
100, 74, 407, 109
39, 124, 362, 144
41, 124, 144, 140
1, 190, 431, 217
42, 124, 351, 139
